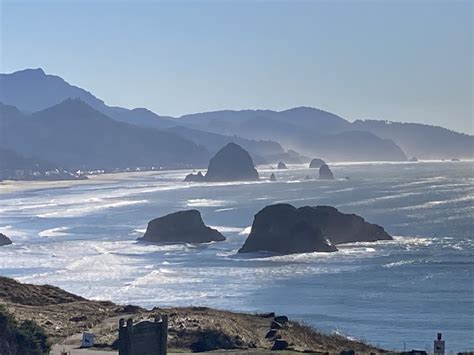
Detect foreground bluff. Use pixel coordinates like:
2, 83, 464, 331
238, 204, 391, 254
139, 210, 225, 244
0, 233, 12, 246
185, 142, 259, 182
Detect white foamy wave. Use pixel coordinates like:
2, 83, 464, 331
38, 227, 70, 237
239, 226, 252, 235
214, 207, 237, 212
37, 199, 148, 218
132, 228, 147, 235
185, 199, 228, 207
209, 226, 245, 233
383, 260, 416, 268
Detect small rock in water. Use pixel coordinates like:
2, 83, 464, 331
270, 173, 277, 181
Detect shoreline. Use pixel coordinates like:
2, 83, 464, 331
2, 159, 472, 195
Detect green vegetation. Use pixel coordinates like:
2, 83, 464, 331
0, 304, 50, 355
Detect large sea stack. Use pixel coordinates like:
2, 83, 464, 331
185, 142, 259, 182
277, 162, 287, 169
139, 210, 225, 244
319, 164, 334, 179
238, 204, 391, 255
309, 158, 325, 169
0, 233, 12, 246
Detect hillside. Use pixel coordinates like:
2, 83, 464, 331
352, 119, 474, 159
0, 277, 383, 353
0, 100, 209, 170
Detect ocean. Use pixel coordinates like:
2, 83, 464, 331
0, 161, 472, 351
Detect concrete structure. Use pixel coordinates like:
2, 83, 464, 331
118, 316, 168, 355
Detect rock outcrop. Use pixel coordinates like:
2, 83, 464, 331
270, 173, 277, 181
139, 210, 225, 244
277, 162, 287, 169
309, 158, 325, 169
205, 143, 259, 181
319, 164, 334, 179
238, 204, 391, 254
238, 204, 337, 254
183, 143, 259, 182
184, 171, 205, 182
0, 233, 12, 246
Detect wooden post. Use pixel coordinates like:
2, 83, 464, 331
118, 318, 125, 355
126, 318, 134, 355
159, 315, 168, 355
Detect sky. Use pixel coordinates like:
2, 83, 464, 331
0, 0, 472, 134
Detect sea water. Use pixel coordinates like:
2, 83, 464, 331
0, 161, 473, 351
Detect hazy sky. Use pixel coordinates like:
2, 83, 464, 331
1, 0, 472, 133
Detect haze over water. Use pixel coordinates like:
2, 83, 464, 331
1, 161, 473, 351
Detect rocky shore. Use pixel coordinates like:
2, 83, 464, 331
0, 277, 384, 354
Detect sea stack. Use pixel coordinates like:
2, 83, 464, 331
277, 162, 287, 169
0, 233, 12, 246
409, 157, 418, 162
270, 173, 277, 181
309, 158, 325, 169
184, 143, 259, 182
139, 210, 225, 244
238, 204, 337, 254
238, 204, 392, 255
184, 171, 205, 182
319, 164, 334, 179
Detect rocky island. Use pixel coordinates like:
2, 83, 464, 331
0, 233, 12, 246
238, 204, 392, 255
309, 158, 325, 169
277, 161, 287, 169
184, 142, 259, 182
138, 210, 225, 244
319, 163, 335, 179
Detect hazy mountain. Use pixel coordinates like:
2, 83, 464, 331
352, 120, 474, 159
0, 68, 176, 129
167, 126, 304, 164
0, 68, 298, 163
0, 100, 208, 170
178, 108, 407, 161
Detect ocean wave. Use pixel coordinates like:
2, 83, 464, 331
185, 199, 229, 207
209, 225, 245, 233
383, 259, 416, 268
38, 227, 70, 237
37, 199, 148, 218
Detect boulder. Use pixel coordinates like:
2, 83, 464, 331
309, 158, 325, 169
238, 204, 392, 254
269, 173, 277, 182
265, 329, 278, 339
0, 233, 12, 246
204, 143, 259, 182
271, 320, 283, 329
184, 171, 205, 182
139, 210, 225, 244
277, 162, 287, 169
319, 164, 334, 179
238, 204, 337, 254
274, 316, 288, 325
